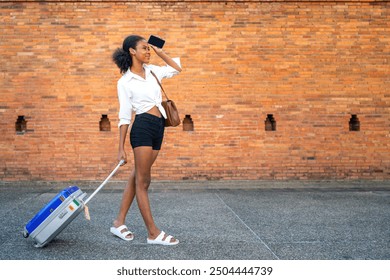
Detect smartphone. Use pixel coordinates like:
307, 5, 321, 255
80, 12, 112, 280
148, 35, 165, 49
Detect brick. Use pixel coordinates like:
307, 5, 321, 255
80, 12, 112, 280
0, 1, 389, 181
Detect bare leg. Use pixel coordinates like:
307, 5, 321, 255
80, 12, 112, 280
133, 146, 177, 243
113, 169, 135, 239
133, 147, 159, 238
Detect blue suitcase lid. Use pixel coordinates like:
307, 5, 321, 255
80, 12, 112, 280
25, 186, 80, 233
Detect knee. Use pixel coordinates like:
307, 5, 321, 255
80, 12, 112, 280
129, 169, 136, 181
136, 175, 151, 190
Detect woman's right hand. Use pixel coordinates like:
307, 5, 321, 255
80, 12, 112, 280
118, 149, 127, 165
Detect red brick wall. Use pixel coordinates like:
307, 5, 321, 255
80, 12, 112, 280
1, 0, 389, 181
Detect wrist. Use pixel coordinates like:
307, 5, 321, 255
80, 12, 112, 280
157, 50, 167, 58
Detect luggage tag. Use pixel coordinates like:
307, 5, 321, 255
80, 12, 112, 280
84, 205, 90, 221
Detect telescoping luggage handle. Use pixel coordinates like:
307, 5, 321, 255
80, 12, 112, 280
83, 160, 124, 220
83, 160, 125, 205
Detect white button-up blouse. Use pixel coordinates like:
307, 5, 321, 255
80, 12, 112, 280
117, 57, 181, 127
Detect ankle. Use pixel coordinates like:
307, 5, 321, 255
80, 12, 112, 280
113, 219, 125, 227
148, 228, 161, 239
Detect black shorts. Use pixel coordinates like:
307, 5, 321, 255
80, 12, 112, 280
130, 113, 165, 150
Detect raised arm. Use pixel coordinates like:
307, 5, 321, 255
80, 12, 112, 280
150, 45, 182, 72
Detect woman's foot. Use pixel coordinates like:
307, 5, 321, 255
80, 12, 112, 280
111, 222, 134, 241
147, 231, 179, 246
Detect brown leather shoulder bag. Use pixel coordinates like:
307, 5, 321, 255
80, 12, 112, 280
151, 71, 181, 127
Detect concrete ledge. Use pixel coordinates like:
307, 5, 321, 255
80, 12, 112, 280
1, 180, 389, 192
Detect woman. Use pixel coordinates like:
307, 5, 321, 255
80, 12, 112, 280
111, 35, 181, 245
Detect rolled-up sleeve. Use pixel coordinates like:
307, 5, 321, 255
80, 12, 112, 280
117, 81, 132, 127
152, 57, 181, 80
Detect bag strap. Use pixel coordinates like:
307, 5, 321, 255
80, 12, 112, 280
150, 71, 170, 101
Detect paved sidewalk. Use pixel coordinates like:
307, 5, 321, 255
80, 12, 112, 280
0, 180, 389, 260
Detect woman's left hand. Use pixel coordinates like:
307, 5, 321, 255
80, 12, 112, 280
150, 44, 164, 55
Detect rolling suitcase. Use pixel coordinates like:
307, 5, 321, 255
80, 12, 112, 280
23, 161, 123, 248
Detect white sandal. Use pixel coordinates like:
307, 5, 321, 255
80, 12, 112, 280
147, 231, 179, 246
110, 225, 134, 241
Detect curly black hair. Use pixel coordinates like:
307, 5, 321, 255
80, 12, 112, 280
112, 35, 145, 74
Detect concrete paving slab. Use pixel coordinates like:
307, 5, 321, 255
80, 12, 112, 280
0, 181, 389, 260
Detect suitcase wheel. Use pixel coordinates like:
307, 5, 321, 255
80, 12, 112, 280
23, 231, 29, 238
